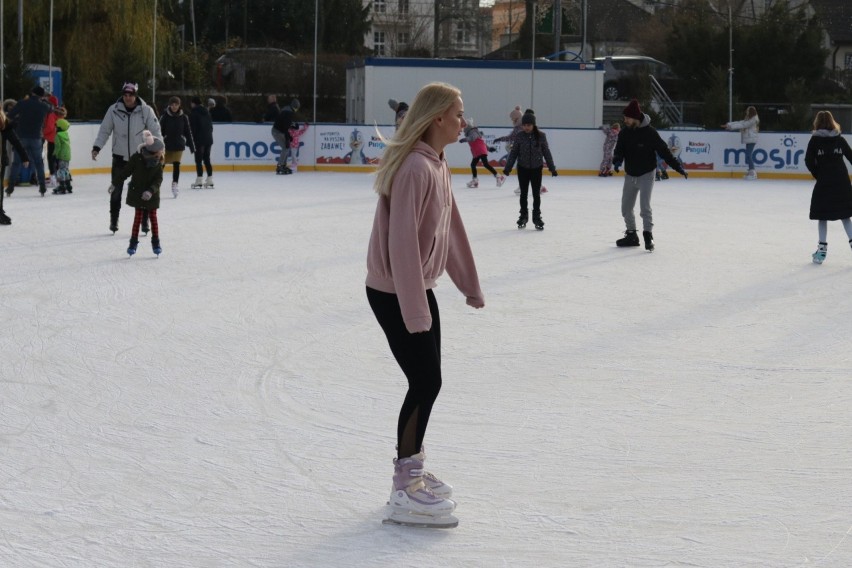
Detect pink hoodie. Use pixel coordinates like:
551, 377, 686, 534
366, 141, 484, 333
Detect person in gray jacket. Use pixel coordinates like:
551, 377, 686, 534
92, 82, 162, 233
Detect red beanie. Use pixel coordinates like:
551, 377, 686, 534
623, 99, 643, 120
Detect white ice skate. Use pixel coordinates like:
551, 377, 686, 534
191, 176, 204, 189
496, 174, 506, 187
466, 178, 479, 188
172, 181, 179, 198
203, 176, 214, 189
383, 454, 458, 529
744, 170, 757, 180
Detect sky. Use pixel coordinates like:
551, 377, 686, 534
2, 171, 851, 567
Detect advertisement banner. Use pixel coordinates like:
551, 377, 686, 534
70, 122, 835, 179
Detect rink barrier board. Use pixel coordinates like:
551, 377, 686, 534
58, 122, 842, 181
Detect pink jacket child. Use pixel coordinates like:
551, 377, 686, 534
366, 141, 483, 333
599, 123, 620, 176
458, 118, 503, 188
287, 122, 309, 171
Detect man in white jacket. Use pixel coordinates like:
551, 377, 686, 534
92, 82, 162, 233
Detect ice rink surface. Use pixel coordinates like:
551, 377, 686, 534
2, 171, 851, 567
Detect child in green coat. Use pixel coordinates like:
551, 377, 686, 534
112, 130, 165, 257
53, 118, 72, 194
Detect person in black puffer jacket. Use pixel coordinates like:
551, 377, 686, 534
612, 99, 687, 251
502, 111, 557, 230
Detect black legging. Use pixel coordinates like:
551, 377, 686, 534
517, 165, 543, 214
366, 286, 442, 459
195, 145, 212, 177
470, 154, 498, 178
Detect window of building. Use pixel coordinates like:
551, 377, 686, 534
398, 0, 409, 15
397, 32, 410, 46
374, 31, 386, 55
374, 0, 386, 14
455, 21, 472, 45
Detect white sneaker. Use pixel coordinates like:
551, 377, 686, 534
466, 178, 479, 188
203, 176, 214, 188
496, 174, 506, 187
171, 181, 179, 198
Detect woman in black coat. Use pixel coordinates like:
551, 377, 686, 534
160, 96, 195, 197
804, 110, 852, 264
0, 108, 29, 225
189, 97, 214, 188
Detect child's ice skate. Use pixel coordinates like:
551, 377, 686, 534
533, 211, 544, 231
127, 238, 138, 257
203, 176, 214, 189
540, 185, 548, 193
466, 178, 479, 188
152, 237, 162, 257
172, 181, 179, 198
812, 242, 827, 264
383, 454, 457, 529
496, 174, 506, 187
517, 209, 528, 229
191, 176, 204, 189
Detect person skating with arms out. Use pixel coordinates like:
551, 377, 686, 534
502, 111, 557, 230
723, 106, 760, 180
612, 99, 687, 252
366, 82, 484, 528
459, 117, 504, 188
804, 110, 852, 264
112, 131, 165, 257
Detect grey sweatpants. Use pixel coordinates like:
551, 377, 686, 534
621, 170, 655, 232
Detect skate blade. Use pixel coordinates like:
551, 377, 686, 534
383, 512, 458, 529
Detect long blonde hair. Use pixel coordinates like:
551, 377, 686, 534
373, 82, 461, 196
813, 110, 841, 133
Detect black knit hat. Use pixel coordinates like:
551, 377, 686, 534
521, 112, 536, 126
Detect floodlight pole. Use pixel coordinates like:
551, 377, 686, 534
728, 4, 733, 122
530, 2, 536, 108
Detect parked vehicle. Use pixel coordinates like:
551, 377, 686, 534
593, 55, 680, 101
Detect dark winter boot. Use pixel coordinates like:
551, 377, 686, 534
0, 210, 10, 225
517, 209, 528, 229
152, 237, 162, 256
39, 184, 47, 196
643, 230, 655, 252
616, 230, 640, 247
5, 184, 14, 197
127, 238, 139, 257
533, 210, 544, 231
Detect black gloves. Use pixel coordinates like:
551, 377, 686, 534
503, 169, 510, 177
676, 167, 688, 179
488, 146, 497, 153
551, 170, 558, 177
